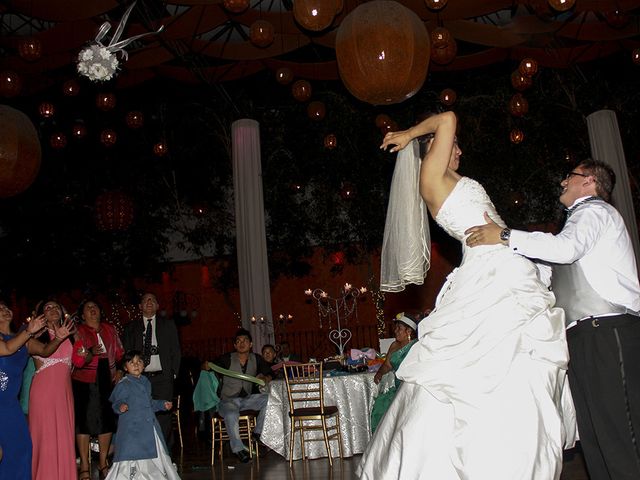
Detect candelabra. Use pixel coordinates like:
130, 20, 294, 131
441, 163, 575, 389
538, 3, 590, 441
305, 283, 367, 356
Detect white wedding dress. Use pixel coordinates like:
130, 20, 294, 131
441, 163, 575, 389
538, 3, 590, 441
358, 177, 572, 479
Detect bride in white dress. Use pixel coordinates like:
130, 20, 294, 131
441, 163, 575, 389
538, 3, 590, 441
358, 112, 573, 479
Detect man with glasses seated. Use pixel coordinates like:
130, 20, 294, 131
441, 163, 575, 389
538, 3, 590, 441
466, 159, 640, 480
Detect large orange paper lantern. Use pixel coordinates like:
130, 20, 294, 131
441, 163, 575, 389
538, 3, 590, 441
509, 94, 528, 117
0, 71, 22, 98
425, 0, 448, 10
0, 105, 41, 198
95, 191, 134, 231
431, 39, 457, 65
548, 0, 575, 12
18, 36, 42, 61
307, 101, 326, 121
250, 20, 275, 48
336, 0, 430, 105
293, 0, 338, 32
292, 80, 312, 102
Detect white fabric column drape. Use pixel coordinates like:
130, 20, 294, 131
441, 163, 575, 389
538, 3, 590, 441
586, 109, 640, 271
232, 119, 274, 353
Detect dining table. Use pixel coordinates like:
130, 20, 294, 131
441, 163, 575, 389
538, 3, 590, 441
260, 370, 378, 461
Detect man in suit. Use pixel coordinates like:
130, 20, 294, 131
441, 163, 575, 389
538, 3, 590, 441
122, 292, 181, 445
466, 159, 640, 480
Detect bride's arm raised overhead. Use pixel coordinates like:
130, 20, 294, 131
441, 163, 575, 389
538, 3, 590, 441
380, 111, 460, 216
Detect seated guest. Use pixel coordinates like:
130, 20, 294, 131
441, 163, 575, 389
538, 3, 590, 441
261, 344, 277, 367
278, 341, 300, 362
208, 329, 272, 463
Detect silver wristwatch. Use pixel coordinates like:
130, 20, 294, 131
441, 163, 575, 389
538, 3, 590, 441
499, 228, 511, 242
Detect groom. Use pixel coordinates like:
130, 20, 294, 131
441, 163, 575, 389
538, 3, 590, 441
465, 159, 640, 480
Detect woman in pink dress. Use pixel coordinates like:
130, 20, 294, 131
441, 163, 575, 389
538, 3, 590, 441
28, 300, 78, 480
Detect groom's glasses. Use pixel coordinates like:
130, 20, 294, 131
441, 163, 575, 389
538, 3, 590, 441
564, 171, 589, 180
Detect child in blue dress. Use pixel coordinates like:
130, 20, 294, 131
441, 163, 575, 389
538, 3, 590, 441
105, 350, 181, 479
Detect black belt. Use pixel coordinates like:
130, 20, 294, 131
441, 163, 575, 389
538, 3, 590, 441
144, 370, 163, 378
567, 313, 639, 336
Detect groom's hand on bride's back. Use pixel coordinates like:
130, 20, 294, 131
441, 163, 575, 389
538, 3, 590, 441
464, 212, 504, 247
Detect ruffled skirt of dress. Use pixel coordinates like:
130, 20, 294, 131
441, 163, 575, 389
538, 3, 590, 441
358, 248, 575, 480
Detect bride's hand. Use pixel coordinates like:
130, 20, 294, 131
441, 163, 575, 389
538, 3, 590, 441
380, 130, 412, 153
55, 316, 76, 340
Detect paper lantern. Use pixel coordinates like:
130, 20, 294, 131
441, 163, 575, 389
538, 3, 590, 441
0, 71, 21, 98
62, 79, 80, 96
510, 191, 525, 207
375, 114, 392, 129
293, 0, 338, 32
49, 132, 67, 149
307, 101, 326, 121
439, 88, 456, 106
548, 0, 575, 12
276, 67, 293, 85
518, 58, 538, 77
290, 182, 304, 193
324, 134, 337, 149
424, 0, 448, 10
72, 123, 87, 139
0, 105, 42, 198
431, 39, 457, 65
95, 191, 134, 231
96, 93, 116, 111
632, 48, 640, 65
250, 20, 275, 48
339, 182, 356, 200
125, 111, 144, 129
330, 251, 345, 265
509, 94, 528, 117
153, 141, 168, 156
292, 80, 312, 102
430, 27, 451, 50
223, 0, 250, 14
511, 71, 532, 91
18, 36, 42, 61
380, 120, 399, 134
510, 128, 524, 144
38, 102, 54, 118
336, 1, 430, 105
100, 129, 117, 147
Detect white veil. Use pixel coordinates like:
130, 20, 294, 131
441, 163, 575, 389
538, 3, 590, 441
380, 139, 431, 292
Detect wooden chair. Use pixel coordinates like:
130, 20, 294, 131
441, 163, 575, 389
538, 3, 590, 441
172, 395, 183, 449
210, 410, 259, 465
283, 362, 344, 466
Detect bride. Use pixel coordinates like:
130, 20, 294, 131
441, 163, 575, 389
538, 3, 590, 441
358, 112, 573, 479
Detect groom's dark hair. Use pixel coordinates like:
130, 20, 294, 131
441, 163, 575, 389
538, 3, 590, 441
579, 159, 615, 202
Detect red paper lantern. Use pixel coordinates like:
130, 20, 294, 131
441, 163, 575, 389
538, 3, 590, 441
125, 111, 144, 129
375, 114, 392, 129
439, 88, 456, 106
330, 251, 345, 266
632, 48, 640, 65
293, 0, 338, 32
62, 79, 80, 96
510, 128, 525, 144
548, 0, 575, 12
0, 105, 41, 198
18, 36, 42, 61
324, 134, 337, 149
100, 129, 117, 147
336, 1, 430, 105
153, 141, 168, 156
72, 124, 87, 139
518, 58, 538, 77
276, 67, 294, 85
307, 101, 326, 121
509, 94, 529, 117
430, 27, 451, 50
223, 0, 250, 13
431, 39, 457, 65
424, 0, 448, 10
95, 191, 134, 231
96, 93, 116, 111
38, 102, 55, 118
511, 71, 533, 91
250, 20, 275, 48
49, 132, 67, 149
292, 80, 312, 102
0, 71, 22, 98
339, 182, 356, 200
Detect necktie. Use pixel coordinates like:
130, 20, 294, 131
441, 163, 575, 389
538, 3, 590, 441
143, 319, 153, 366
565, 196, 599, 219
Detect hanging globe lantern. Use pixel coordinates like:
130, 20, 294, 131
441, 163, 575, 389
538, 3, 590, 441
100, 129, 117, 147
153, 141, 168, 156
62, 79, 80, 96
0, 105, 42, 198
336, 0, 430, 105
276, 67, 294, 85
424, 0, 448, 10
375, 113, 392, 129
632, 49, 640, 65
18, 36, 42, 61
511, 71, 533, 91
49, 132, 67, 149
72, 123, 87, 139
293, 0, 338, 32
125, 111, 144, 129
291, 80, 312, 102
510, 191, 525, 208
96, 93, 116, 111
223, 0, 250, 14
380, 120, 399, 135
339, 182, 357, 200
0, 71, 22, 98
95, 191, 135, 231
431, 39, 457, 65
430, 27, 451, 50
324, 134, 337, 149
439, 88, 456, 106
548, 0, 575, 12
510, 128, 525, 144
518, 58, 538, 77
38, 102, 55, 118
250, 20, 275, 48
290, 182, 304, 193
509, 93, 529, 117
307, 101, 326, 121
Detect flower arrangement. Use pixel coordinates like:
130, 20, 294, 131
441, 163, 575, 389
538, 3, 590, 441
77, 44, 119, 82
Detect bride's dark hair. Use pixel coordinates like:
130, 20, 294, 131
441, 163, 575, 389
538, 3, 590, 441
416, 111, 437, 158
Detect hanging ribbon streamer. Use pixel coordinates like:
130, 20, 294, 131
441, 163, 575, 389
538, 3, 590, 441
77, 1, 164, 82
206, 362, 266, 386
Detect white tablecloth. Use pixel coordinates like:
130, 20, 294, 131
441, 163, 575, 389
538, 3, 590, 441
261, 372, 378, 460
